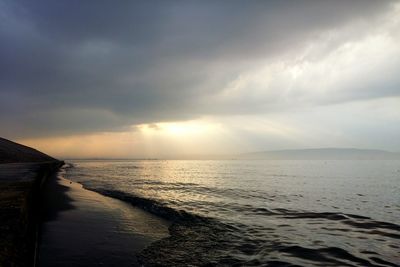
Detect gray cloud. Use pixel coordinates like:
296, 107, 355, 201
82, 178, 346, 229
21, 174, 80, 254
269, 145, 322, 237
0, 0, 398, 138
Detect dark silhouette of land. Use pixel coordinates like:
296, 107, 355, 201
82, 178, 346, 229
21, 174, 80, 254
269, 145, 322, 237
0, 137, 56, 164
0, 137, 62, 266
240, 148, 400, 160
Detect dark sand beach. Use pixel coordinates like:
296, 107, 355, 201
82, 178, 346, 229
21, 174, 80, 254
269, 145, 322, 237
38, 168, 170, 266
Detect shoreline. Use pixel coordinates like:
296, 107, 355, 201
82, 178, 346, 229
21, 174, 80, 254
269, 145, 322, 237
38, 167, 170, 266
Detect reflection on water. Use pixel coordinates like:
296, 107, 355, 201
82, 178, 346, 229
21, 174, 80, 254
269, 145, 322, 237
66, 160, 400, 266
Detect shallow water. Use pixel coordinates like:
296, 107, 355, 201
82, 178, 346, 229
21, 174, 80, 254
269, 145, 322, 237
39, 173, 170, 266
65, 160, 400, 266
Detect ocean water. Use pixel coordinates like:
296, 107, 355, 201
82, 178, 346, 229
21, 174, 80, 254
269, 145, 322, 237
64, 160, 400, 266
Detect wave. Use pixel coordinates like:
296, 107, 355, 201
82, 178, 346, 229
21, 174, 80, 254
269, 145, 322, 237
92, 188, 207, 223
61, 162, 75, 169
272, 208, 400, 234
63, 163, 399, 266
80, 187, 399, 267
280, 246, 399, 267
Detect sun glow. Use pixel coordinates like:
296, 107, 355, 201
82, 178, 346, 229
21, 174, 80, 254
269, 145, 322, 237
16, 119, 243, 159
137, 121, 219, 137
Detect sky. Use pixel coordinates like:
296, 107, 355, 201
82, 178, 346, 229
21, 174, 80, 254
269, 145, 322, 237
1, 0, 399, 158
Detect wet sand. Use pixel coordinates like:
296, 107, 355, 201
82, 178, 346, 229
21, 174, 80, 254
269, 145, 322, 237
38, 171, 170, 266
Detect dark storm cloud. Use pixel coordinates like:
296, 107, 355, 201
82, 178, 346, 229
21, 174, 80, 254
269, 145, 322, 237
0, 0, 397, 137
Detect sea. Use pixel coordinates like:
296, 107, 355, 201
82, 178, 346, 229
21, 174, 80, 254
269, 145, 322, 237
63, 160, 400, 266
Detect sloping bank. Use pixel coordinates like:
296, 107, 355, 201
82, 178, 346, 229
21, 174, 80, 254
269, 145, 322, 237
0, 137, 63, 267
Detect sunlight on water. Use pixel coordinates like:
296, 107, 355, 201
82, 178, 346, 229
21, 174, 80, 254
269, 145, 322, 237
64, 160, 400, 266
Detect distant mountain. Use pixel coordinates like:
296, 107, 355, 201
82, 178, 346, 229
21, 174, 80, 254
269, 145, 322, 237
239, 148, 400, 160
0, 137, 57, 163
